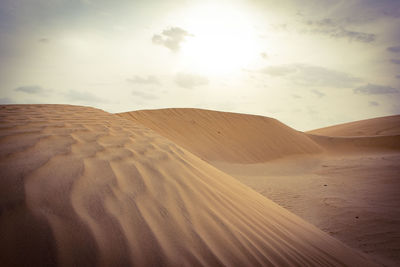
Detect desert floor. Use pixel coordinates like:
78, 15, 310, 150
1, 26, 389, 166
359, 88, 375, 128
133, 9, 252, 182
213, 152, 400, 266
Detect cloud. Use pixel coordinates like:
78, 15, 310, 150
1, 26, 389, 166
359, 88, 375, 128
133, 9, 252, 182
391, 59, 400, 64
131, 90, 158, 100
174, 73, 208, 89
260, 65, 297, 76
14, 85, 48, 94
369, 101, 379, 106
311, 89, 325, 98
353, 83, 399, 94
396, 75, 400, 79
259, 64, 362, 88
38, 38, 49, 43
292, 94, 302, 99
355, 0, 400, 19
152, 27, 193, 52
64, 90, 107, 103
304, 18, 376, 43
127, 75, 159, 85
387, 46, 400, 53
293, 0, 400, 24
305, 18, 335, 27
0, 97, 14, 104
260, 52, 268, 59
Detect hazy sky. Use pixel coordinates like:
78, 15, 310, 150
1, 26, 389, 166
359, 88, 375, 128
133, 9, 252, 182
1, 0, 399, 130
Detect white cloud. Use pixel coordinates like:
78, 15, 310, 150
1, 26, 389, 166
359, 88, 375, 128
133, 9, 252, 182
64, 90, 108, 103
259, 64, 362, 88
174, 73, 208, 89
369, 101, 379, 106
127, 75, 160, 85
304, 18, 376, 43
152, 27, 193, 52
354, 83, 398, 94
311, 89, 325, 98
14, 85, 48, 94
132, 90, 158, 100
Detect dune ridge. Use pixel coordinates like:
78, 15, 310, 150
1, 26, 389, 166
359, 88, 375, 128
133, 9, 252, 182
117, 108, 400, 266
118, 108, 323, 163
0, 105, 375, 266
306, 133, 400, 154
307, 115, 400, 137
118, 109, 400, 162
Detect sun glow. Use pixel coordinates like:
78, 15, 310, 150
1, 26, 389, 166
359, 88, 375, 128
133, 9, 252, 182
179, 2, 261, 75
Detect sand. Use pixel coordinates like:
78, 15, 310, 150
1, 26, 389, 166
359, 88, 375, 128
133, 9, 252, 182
0, 104, 376, 266
307, 115, 400, 137
214, 153, 400, 267
119, 108, 400, 266
118, 108, 323, 163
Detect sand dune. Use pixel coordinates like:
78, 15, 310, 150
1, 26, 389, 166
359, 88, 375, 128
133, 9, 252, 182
118, 108, 400, 266
307, 115, 400, 137
216, 153, 400, 267
0, 105, 376, 266
307, 133, 400, 154
119, 109, 400, 160
118, 108, 323, 163
306, 116, 400, 154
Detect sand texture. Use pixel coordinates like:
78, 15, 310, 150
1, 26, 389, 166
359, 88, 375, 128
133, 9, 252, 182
119, 108, 400, 266
215, 153, 400, 267
307, 115, 400, 137
0, 105, 376, 266
118, 108, 323, 163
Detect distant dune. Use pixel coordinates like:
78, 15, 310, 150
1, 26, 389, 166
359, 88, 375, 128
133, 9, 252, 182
306, 115, 400, 154
307, 115, 400, 137
118, 108, 323, 163
118, 109, 400, 160
0, 105, 376, 266
306, 133, 400, 154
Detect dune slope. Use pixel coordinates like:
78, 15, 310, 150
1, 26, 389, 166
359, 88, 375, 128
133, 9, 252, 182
117, 108, 400, 266
118, 108, 323, 163
307, 115, 400, 137
307, 134, 400, 154
0, 105, 375, 266
215, 153, 400, 267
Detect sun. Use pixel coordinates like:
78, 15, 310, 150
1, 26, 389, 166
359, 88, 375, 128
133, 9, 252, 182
178, 2, 261, 76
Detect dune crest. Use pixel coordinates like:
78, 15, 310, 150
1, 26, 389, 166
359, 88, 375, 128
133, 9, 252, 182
306, 115, 400, 154
0, 105, 375, 266
119, 109, 400, 160
307, 115, 400, 137
307, 133, 400, 154
117, 108, 400, 266
118, 108, 323, 163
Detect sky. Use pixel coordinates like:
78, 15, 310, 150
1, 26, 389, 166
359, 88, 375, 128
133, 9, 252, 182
0, 0, 399, 130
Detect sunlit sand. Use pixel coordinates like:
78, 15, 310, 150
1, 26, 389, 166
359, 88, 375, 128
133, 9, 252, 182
2, 105, 398, 266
